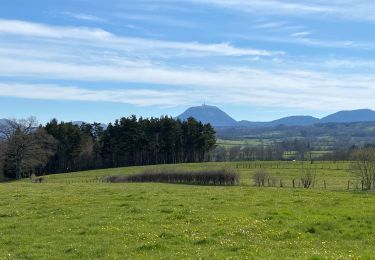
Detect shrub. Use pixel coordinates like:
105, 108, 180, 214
301, 172, 313, 188
301, 166, 315, 189
253, 170, 268, 187
30, 174, 44, 183
306, 226, 316, 234
106, 167, 239, 186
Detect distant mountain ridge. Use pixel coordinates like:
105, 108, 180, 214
2, 107, 375, 130
177, 105, 375, 128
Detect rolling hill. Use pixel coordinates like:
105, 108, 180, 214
320, 109, 375, 123
238, 116, 319, 128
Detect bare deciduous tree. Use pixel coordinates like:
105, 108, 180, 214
300, 163, 316, 189
253, 170, 268, 187
0, 117, 56, 179
351, 148, 375, 191
301, 170, 313, 189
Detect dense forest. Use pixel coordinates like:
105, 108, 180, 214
0, 116, 216, 179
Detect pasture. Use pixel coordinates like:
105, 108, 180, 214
0, 161, 374, 259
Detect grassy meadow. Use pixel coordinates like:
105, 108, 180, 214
0, 161, 374, 259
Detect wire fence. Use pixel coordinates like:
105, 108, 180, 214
235, 161, 352, 171
27, 161, 371, 191
31, 175, 369, 191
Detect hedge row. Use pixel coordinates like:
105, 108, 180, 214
106, 168, 239, 186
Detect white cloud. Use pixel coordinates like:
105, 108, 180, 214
1, 56, 375, 111
0, 19, 111, 39
184, 0, 333, 15
324, 59, 375, 69
228, 33, 363, 49
291, 31, 311, 38
0, 84, 188, 106
182, 0, 375, 23
63, 12, 106, 22
253, 22, 287, 30
0, 19, 279, 57
0, 19, 375, 112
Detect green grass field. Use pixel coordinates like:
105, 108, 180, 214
1, 162, 374, 259
216, 139, 270, 147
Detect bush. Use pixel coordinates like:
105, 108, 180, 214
106, 167, 239, 186
253, 170, 268, 187
301, 172, 313, 188
301, 166, 315, 189
306, 226, 316, 234
30, 174, 44, 183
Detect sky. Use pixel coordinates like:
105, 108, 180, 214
1, 0, 375, 123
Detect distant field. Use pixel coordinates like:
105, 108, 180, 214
1, 162, 374, 259
216, 138, 333, 159
216, 138, 262, 147
283, 151, 332, 160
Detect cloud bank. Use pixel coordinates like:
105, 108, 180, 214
0, 18, 375, 112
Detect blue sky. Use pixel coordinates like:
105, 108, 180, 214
1, 0, 375, 123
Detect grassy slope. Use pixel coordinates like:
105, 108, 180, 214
0, 162, 374, 259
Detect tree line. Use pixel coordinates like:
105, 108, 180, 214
0, 116, 216, 180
